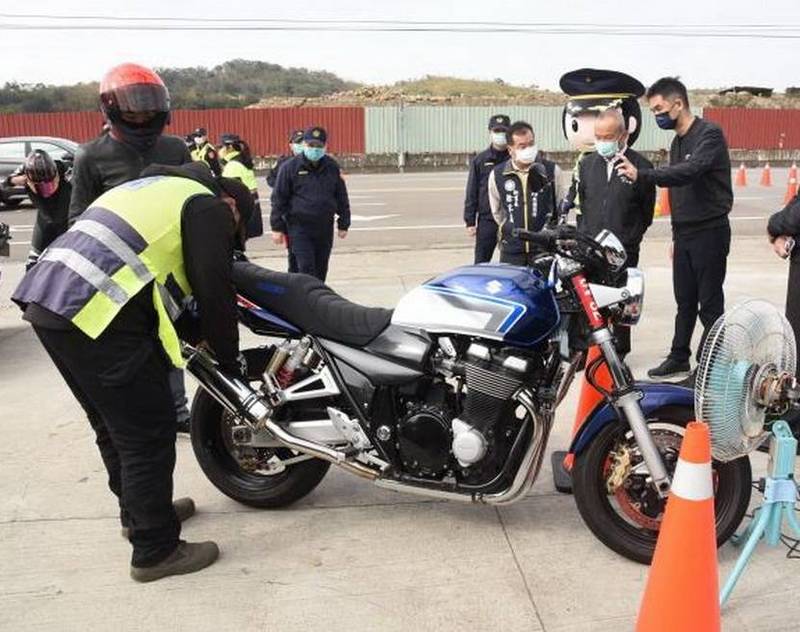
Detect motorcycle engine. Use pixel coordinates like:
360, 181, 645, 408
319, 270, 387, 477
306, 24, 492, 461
397, 402, 452, 478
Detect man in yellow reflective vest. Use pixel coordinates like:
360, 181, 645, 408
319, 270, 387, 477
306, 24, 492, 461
12, 162, 253, 582
189, 127, 222, 176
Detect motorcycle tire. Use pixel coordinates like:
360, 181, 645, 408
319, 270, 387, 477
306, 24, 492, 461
190, 389, 330, 508
572, 405, 752, 565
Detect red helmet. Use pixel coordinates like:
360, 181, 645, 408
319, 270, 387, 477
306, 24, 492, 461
99, 63, 170, 124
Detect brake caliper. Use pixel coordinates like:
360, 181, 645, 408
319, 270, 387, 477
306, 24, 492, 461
606, 442, 632, 494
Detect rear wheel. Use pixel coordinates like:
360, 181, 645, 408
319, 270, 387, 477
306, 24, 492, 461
190, 389, 330, 508
572, 405, 751, 564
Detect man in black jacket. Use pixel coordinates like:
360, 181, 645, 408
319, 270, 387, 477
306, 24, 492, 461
12, 162, 254, 582
69, 63, 193, 429
463, 114, 510, 263
270, 126, 350, 281
617, 77, 732, 380
266, 129, 304, 189
7, 150, 72, 270
577, 109, 655, 356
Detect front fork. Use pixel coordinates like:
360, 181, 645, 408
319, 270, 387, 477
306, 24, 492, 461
571, 273, 672, 498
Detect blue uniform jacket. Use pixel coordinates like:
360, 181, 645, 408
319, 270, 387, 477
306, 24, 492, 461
270, 154, 351, 234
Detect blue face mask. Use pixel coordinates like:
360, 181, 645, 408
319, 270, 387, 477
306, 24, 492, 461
303, 146, 326, 162
291, 143, 304, 155
655, 112, 678, 130
595, 139, 620, 159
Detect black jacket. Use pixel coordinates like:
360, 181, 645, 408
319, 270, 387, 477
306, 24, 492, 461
266, 154, 292, 188
464, 145, 510, 226
22, 162, 241, 373
638, 117, 732, 237
69, 133, 191, 223
767, 192, 800, 260
270, 154, 351, 233
577, 148, 656, 252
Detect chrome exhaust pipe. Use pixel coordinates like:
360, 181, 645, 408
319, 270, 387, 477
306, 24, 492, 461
185, 348, 379, 481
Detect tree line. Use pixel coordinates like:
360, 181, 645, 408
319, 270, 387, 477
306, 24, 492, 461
0, 59, 358, 113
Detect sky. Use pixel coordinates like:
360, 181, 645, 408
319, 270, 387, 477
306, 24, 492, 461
1, 1, 799, 91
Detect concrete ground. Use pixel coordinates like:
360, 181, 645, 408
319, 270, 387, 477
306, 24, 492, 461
1, 171, 800, 631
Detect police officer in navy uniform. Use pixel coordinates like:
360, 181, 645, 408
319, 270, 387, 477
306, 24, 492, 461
266, 129, 305, 189
488, 121, 564, 265
270, 126, 350, 282
12, 162, 254, 582
464, 115, 511, 264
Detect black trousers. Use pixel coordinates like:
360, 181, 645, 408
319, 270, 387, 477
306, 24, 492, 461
288, 226, 333, 282
612, 249, 640, 358
34, 325, 180, 568
669, 225, 731, 363
786, 257, 800, 379
474, 216, 498, 264
246, 194, 264, 239
499, 250, 539, 266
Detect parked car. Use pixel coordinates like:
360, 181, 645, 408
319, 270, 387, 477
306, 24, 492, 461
0, 136, 79, 209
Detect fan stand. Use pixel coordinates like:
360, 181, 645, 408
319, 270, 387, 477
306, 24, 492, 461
720, 420, 800, 605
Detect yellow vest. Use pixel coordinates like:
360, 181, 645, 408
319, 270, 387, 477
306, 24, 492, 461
222, 151, 258, 191
39, 176, 215, 366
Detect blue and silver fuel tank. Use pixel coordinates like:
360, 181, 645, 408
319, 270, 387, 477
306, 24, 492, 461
391, 264, 560, 347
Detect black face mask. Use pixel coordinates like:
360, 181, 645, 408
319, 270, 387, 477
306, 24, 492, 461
112, 112, 168, 153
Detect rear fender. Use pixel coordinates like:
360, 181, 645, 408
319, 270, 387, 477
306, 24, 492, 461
568, 382, 695, 456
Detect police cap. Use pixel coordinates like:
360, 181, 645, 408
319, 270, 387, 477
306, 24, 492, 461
303, 126, 327, 144
559, 68, 644, 98
488, 114, 511, 131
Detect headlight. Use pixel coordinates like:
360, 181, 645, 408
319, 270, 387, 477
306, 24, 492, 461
619, 268, 645, 325
595, 229, 627, 272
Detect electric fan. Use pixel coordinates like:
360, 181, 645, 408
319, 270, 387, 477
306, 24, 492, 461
694, 298, 800, 605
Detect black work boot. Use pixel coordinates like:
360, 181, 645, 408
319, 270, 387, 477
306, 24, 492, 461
647, 358, 691, 381
121, 497, 196, 540
130, 540, 219, 583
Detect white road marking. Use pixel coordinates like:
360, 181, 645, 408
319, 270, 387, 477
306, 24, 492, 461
353, 202, 387, 206
351, 214, 400, 222
349, 223, 463, 232
348, 187, 464, 193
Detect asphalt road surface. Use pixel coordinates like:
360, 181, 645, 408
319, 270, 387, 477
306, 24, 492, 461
1, 167, 792, 263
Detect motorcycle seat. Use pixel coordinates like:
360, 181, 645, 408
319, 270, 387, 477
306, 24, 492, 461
232, 261, 393, 347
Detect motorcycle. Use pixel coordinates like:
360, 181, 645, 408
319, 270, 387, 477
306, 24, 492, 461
185, 224, 751, 564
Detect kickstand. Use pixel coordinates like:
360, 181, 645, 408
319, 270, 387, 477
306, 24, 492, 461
720, 421, 800, 606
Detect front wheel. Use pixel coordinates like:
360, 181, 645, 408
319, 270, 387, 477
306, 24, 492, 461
572, 405, 751, 564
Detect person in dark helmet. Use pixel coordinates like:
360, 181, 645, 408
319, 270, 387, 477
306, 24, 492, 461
266, 129, 305, 189
270, 126, 350, 281
220, 133, 263, 239
6, 150, 72, 270
463, 114, 510, 263
12, 162, 254, 582
68, 62, 193, 432
189, 127, 221, 176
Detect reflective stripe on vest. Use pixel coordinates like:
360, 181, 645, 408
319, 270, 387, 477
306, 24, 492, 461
40, 247, 129, 305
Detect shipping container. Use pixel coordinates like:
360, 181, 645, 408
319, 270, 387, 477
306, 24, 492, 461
0, 107, 366, 156
704, 108, 800, 149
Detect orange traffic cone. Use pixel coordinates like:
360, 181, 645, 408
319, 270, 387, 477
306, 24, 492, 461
785, 173, 799, 205
654, 187, 671, 218
734, 163, 747, 187
636, 422, 720, 632
562, 346, 612, 470
760, 163, 772, 187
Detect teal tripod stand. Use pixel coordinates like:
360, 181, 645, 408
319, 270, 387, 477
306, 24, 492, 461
720, 420, 800, 605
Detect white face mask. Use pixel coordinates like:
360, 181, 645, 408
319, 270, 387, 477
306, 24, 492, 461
491, 132, 508, 147
515, 145, 538, 164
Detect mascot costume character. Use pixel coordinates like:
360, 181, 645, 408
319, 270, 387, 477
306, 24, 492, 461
558, 68, 645, 224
